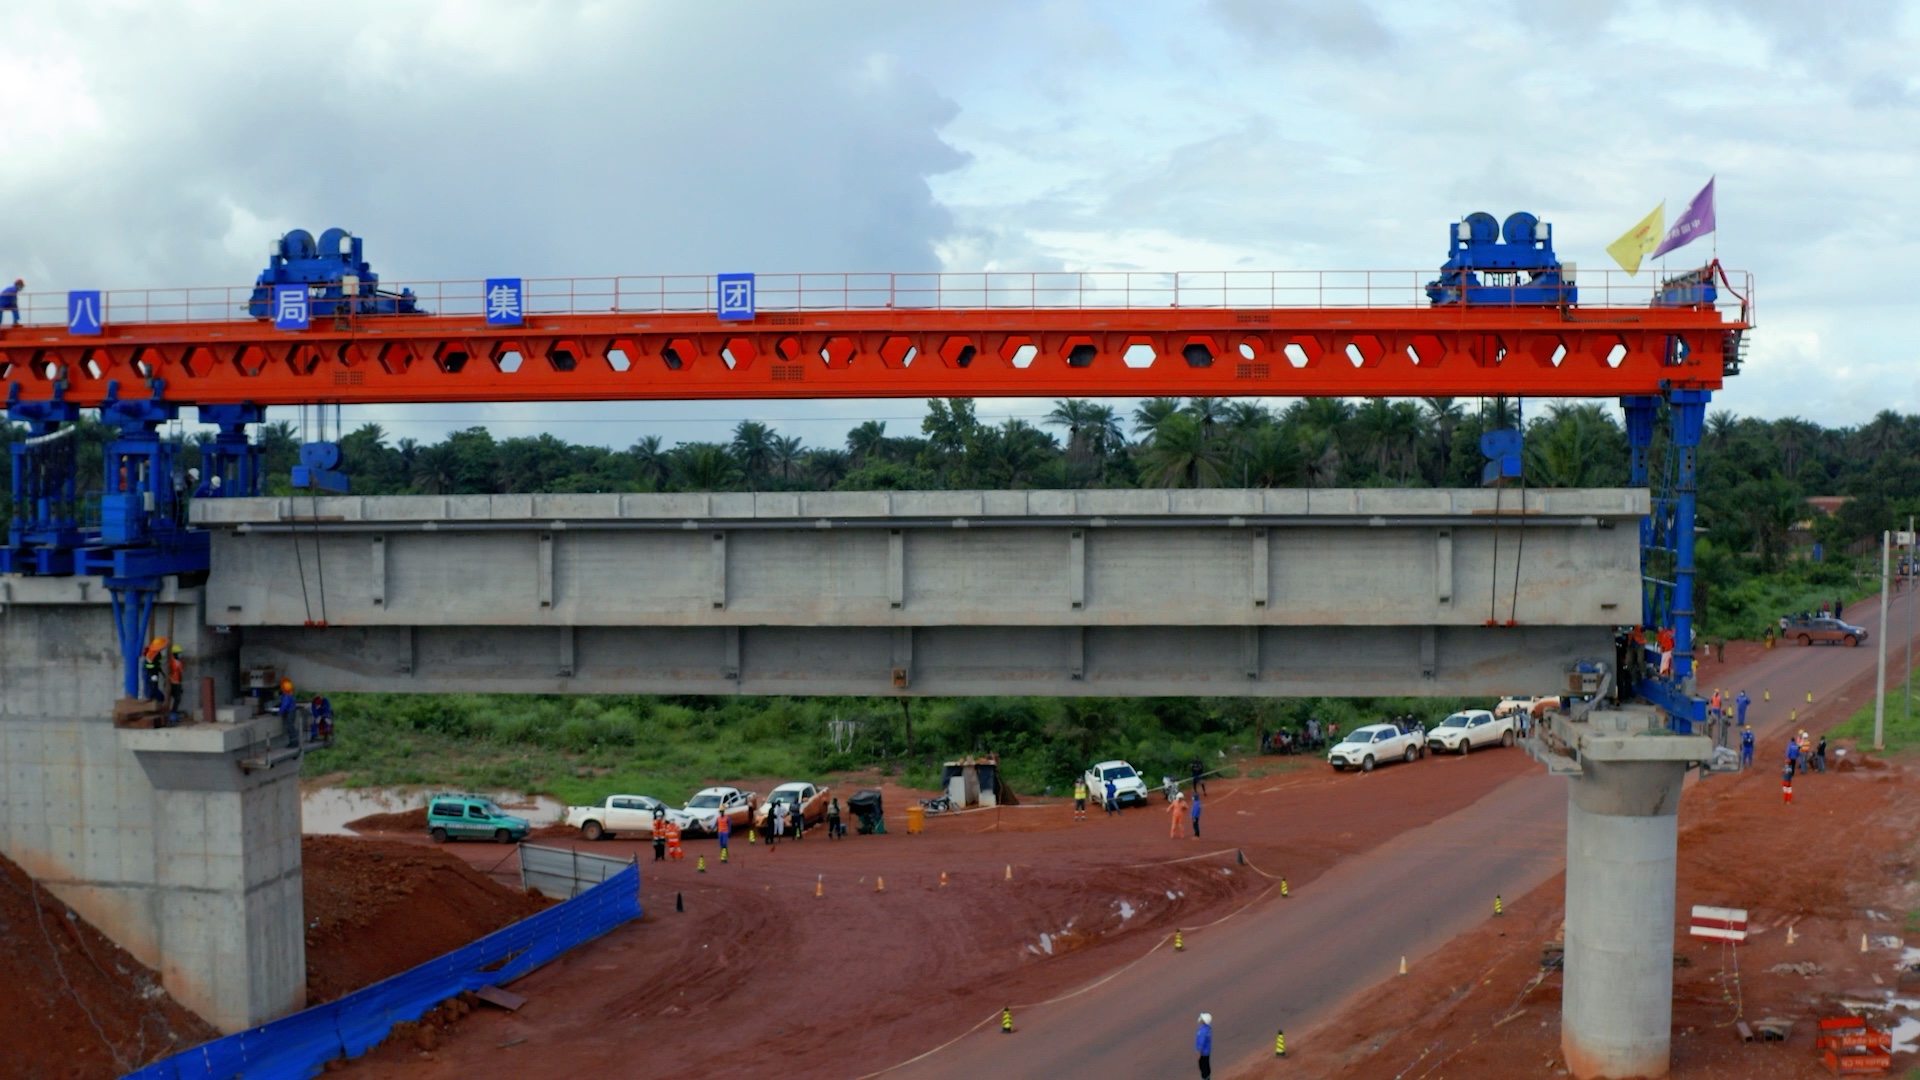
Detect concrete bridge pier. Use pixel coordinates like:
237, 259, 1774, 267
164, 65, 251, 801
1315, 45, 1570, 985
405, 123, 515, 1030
0, 578, 305, 1032
1535, 706, 1712, 1079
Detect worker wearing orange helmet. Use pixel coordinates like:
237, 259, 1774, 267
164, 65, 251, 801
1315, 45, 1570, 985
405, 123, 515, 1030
141, 638, 169, 702
0, 278, 22, 327
276, 678, 299, 745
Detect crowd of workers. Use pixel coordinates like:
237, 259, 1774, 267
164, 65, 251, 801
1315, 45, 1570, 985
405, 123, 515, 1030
138, 641, 334, 748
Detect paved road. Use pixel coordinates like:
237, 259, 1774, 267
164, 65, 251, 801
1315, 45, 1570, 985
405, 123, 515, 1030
897, 584, 1920, 1080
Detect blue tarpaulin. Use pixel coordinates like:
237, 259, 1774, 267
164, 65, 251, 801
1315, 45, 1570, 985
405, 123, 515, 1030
123, 858, 641, 1080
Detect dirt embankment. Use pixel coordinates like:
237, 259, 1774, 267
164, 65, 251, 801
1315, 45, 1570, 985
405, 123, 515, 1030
303, 835, 554, 1004
0, 852, 218, 1079
1254, 755, 1920, 1080
346, 806, 428, 834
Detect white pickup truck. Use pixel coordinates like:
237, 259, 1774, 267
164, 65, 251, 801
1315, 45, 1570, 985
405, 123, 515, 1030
1327, 723, 1425, 772
564, 794, 672, 840
1425, 709, 1516, 755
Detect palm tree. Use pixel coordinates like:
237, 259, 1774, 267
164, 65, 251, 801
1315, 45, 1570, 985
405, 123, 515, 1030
1138, 413, 1225, 488
1046, 399, 1101, 455
1238, 425, 1304, 487
1131, 397, 1182, 438
673, 443, 744, 491
1223, 401, 1274, 432
1705, 410, 1738, 454
1184, 396, 1227, 436
1421, 397, 1464, 482
1084, 404, 1126, 459
411, 443, 458, 494
731, 421, 776, 486
847, 420, 889, 465
628, 435, 665, 489
804, 449, 850, 489
771, 435, 805, 484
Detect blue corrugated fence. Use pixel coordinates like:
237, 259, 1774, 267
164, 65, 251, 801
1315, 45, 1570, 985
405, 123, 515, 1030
124, 859, 641, 1080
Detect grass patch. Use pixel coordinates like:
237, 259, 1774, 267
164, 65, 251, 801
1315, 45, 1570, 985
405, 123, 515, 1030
302, 692, 1479, 805
1830, 666, 1920, 752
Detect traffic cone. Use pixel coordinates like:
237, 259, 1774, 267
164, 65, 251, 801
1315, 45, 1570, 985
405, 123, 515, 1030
1281, 878, 1290, 899
1274, 1029, 1286, 1057
1764, 690, 1771, 701
719, 847, 729, 863
815, 875, 823, 899
675, 891, 683, 913
749, 828, 757, 844
876, 876, 885, 893
1001, 1005, 1013, 1034
1787, 924, 1797, 946
1807, 691, 1813, 703
940, 870, 949, 887
1791, 709, 1798, 722
1174, 929, 1185, 951
1494, 895, 1504, 917
697, 855, 706, 873
1399, 956, 1408, 976
1005, 864, 1013, 881
1862, 933, 1870, 953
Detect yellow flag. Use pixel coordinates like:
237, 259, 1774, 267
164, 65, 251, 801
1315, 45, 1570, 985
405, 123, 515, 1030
1606, 202, 1666, 276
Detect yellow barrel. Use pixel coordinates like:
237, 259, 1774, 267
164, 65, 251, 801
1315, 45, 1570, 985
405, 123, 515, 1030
906, 804, 926, 834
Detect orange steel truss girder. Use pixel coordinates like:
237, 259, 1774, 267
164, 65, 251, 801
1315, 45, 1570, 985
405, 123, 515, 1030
0, 306, 1739, 405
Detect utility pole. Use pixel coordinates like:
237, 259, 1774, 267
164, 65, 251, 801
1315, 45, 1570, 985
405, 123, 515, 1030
1875, 530, 1891, 751
1906, 517, 1913, 733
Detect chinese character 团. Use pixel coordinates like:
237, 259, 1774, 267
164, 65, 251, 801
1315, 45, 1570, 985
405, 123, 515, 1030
484, 278, 524, 326
717, 273, 755, 321
273, 285, 310, 330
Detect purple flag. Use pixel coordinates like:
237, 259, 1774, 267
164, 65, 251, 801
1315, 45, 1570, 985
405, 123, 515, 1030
1652, 177, 1715, 258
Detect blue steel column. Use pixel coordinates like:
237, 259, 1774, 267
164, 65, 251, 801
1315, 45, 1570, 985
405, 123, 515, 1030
1667, 389, 1709, 690
1622, 396, 1658, 632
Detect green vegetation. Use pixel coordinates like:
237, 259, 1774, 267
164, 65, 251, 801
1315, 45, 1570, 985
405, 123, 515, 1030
1830, 665, 1920, 753
306, 692, 1482, 805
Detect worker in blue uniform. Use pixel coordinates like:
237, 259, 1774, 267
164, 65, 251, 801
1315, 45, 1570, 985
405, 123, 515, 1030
1735, 690, 1750, 727
1740, 725, 1754, 768
0, 279, 22, 326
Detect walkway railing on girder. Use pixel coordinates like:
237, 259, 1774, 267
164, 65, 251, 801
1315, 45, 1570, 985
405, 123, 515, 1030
2, 267, 1753, 327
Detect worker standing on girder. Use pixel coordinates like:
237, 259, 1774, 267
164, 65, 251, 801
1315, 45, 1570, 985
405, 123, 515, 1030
276, 678, 299, 746
0, 279, 22, 326
141, 638, 168, 703
309, 695, 333, 742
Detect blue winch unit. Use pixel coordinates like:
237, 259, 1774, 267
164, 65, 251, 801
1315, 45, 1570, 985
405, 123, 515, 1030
246, 227, 423, 320
1426, 211, 1577, 307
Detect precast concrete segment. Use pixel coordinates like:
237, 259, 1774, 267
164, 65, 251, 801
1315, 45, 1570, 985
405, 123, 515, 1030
0, 580, 303, 1033
1562, 763, 1686, 1079
196, 488, 1642, 697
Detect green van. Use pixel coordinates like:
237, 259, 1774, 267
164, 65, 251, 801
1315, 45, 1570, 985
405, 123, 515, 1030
426, 794, 531, 844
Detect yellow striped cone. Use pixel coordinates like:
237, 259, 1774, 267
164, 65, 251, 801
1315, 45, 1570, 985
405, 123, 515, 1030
1494, 895, 1504, 917
1280, 878, 1290, 899
719, 847, 729, 863
749, 828, 757, 844
1807, 691, 1813, 703
1274, 1029, 1286, 1057
1764, 690, 1771, 701
1174, 929, 1184, 951
1001, 1006, 1013, 1034
696, 855, 706, 873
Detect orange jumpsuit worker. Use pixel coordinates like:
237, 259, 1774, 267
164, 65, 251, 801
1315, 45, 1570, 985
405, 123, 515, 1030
166, 646, 184, 719
1168, 792, 1187, 838
665, 818, 685, 861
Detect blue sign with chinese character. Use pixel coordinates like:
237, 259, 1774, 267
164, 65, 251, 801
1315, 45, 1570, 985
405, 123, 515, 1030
484, 278, 524, 327
717, 273, 755, 321
67, 290, 102, 336
273, 284, 310, 330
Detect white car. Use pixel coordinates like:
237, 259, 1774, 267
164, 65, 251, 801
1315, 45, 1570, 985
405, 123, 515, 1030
678, 786, 754, 836
1426, 709, 1516, 755
564, 794, 672, 840
1084, 760, 1150, 807
1327, 724, 1424, 772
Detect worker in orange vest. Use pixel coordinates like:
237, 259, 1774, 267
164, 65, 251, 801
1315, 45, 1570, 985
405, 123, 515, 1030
1168, 791, 1186, 839
141, 637, 169, 702
664, 817, 685, 861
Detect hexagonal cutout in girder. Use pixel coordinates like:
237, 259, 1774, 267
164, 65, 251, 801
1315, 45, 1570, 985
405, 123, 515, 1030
661, 337, 698, 370
775, 336, 804, 362
1121, 338, 1157, 368
81, 352, 105, 381
1181, 336, 1217, 368
1060, 336, 1097, 367
1234, 337, 1265, 361
720, 337, 756, 370
495, 349, 524, 374
604, 347, 633, 372
1406, 334, 1443, 366
819, 336, 857, 368
938, 336, 976, 368
545, 340, 582, 372
235, 344, 271, 377
1282, 342, 1315, 369
878, 336, 917, 368
434, 342, 470, 374
376, 341, 415, 376
180, 346, 216, 379
998, 336, 1038, 368
1342, 335, 1384, 368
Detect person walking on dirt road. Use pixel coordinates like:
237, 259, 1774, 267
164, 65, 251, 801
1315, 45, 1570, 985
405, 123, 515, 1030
1740, 726, 1755, 769
1814, 734, 1828, 773
828, 798, 843, 839
1190, 792, 1202, 838
1072, 778, 1088, 822
1195, 1012, 1213, 1078
1190, 758, 1206, 797
1168, 792, 1186, 838
1786, 736, 1801, 776
716, 809, 731, 859
1735, 690, 1750, 727
1103, 777, 1118, 816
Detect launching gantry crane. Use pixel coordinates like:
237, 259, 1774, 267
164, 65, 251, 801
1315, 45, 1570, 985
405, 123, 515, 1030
0, 216, 1749, 726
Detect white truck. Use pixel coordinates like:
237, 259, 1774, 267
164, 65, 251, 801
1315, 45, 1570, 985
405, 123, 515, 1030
564, 794, 673, 840
1084, 760, 1151, 807
1327, 723, 1425, 772
1425, 709, 1516, 755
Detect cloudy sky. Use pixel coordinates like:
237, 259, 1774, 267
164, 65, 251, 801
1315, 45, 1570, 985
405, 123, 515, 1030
1, 0, 1914, 449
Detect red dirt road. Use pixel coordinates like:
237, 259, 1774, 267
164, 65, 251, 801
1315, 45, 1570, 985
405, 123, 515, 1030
336, 755, 1536, 1079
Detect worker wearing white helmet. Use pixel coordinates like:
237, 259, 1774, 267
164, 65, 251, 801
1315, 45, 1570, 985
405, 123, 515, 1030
1196, 1012, 1213, 1078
